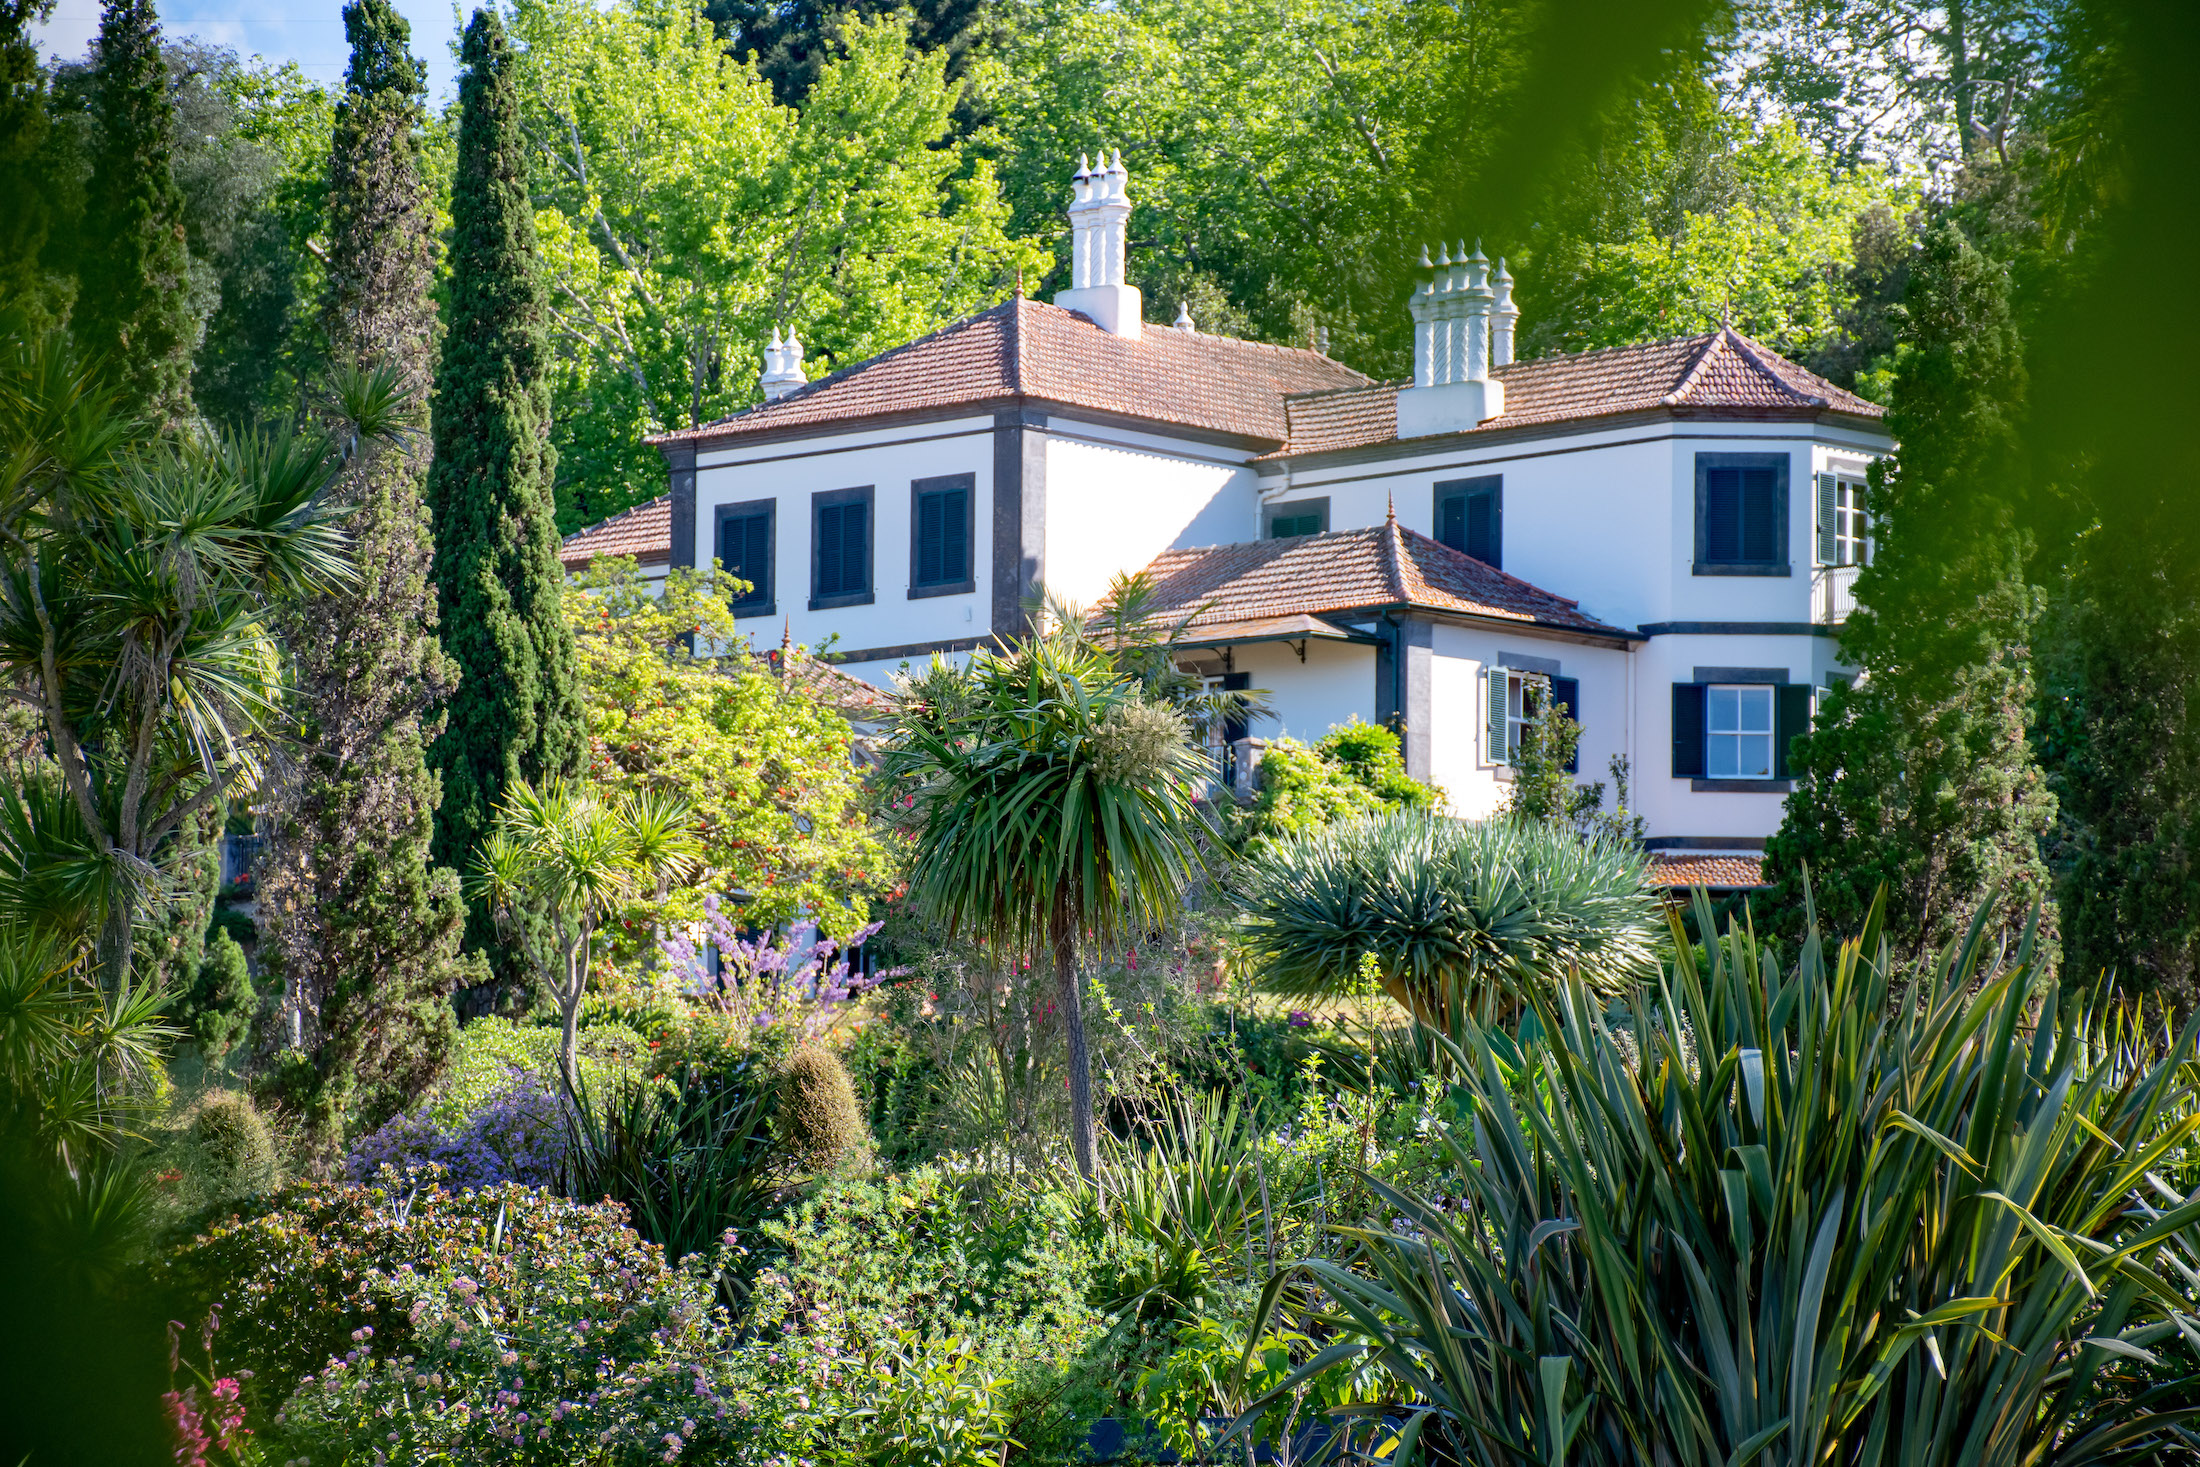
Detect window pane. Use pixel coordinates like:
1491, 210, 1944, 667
1737, 733, 1772, 777
1709, 686, 1740, 733
1709, 734, 1739, 777
1739, 686, 1773, 732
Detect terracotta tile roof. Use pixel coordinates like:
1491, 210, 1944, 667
1647, 852, 1769, 889
769, 643, 894, 723
562, 494, 671, 571
1267, 328, 1885, 459
651, 298, 1370, 448
1116, 513, 1629, 638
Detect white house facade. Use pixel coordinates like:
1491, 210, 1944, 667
562, 153, 1891, 882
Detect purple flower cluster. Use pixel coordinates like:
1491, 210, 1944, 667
344, 1073, 568, 1191
658, 900, 887, 1038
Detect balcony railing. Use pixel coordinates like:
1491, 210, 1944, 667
1814, 564, 1860, 624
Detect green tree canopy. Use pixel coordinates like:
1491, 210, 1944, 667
506, 0, 1045, 529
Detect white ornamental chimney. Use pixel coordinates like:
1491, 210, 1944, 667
761, 326, 807, 401
1491, 257, 1518, 367
1054, 149, 1142, 339
1397, 237, 1507, 437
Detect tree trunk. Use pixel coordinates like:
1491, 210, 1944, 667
1052, 908, 1097, 1180
559, 930, 586, 1101
96, 884, 136, 995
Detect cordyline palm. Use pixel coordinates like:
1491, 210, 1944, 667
1234, 810, 1663, 1027
0, 325, 368, 993
470, 779, 698, 1097
1244, 889, 2200, 1465
886, 631, 1215, 1178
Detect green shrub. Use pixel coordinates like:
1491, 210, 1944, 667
427, 1015, 648, 1126
155, 1177, 810, 1463
207, 904, 256, 946
751, 1167, 1114, 1455
176, 1090, 280, 1208
776, 1044, 870, 1174
1234, 720, 1437, 844
847, 1331, 1018, 1467
178, 928, 257, 1059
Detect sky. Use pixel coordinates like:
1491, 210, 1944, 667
34, 0, 467, 101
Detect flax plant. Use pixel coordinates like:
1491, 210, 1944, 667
1246, 890, 2200, 1465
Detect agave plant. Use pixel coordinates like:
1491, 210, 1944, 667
1246, 891, 2200, 1465
1233, 810, 1662, 1026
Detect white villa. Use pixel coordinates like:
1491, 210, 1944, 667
562, 152, 1891, 887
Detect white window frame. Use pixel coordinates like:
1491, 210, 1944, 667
1834, 478, 1871, 566
1707, 684, 1776, 780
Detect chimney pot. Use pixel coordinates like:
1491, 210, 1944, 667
761, 324, 807, 400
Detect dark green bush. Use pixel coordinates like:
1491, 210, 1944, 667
560, 1065, 778, 1264
776, 1043, 870, 1174
207, 903, 255, 946
179, 928, 257, 1058
181, 1091, 280, 1207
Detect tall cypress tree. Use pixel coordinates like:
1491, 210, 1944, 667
0, 0, 59, 326
1764, 222, 2056, 960
427, 7, 584, 977
73, 0, 195, 427
255, 0, 475, 1146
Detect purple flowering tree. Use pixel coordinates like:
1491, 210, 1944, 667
659, 898, 886, 1039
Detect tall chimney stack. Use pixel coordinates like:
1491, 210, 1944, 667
761, 326, 807, 401
1396, 237, 1508, 437
1054, 149, 1143, 339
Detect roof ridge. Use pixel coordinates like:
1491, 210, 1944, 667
1722, 328, 1828, 407
1661, 330, 1728, 406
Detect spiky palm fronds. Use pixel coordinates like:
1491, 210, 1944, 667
1233, 810, 1663, 1025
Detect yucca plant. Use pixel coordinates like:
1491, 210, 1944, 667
559, 1065, 777, 1267
1234, 811, 1663, 1027
1247, 890, 2200, 1465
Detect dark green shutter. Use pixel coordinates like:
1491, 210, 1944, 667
1704, 470, 1743, 562
722, 512, 770, 608
1672, 683, 1706, 778
1775, 683, 1814, 779
1438, 493, 1465, 552
1553, 676, 1580, 773
1741, 468, 1779, 561
942, 486, 967, 581
1815, 472, 1838, 564
1486, 667, 1510, 764
917, 492, 945, 584
1466, 488, 1499, 567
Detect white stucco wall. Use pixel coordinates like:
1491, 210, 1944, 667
1424, 624, 1635, 822
1041, 423, 1259, 610
1215, 640, 1375, 747
692, 416, 996, 656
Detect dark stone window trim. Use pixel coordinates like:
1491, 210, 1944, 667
1692, 451, 1791, 576
908, 472, 978, 600
713, 497, 775, 618
810, 484, 876, 611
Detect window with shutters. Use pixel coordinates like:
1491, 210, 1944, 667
1707, 684, 1776, 778
714, 500, 774, 615
1263, 497, 1328, 539
1814, 472, 1873, 567
1693, 453, 1789, 575
810, 486, 874, 609
1434, 476, 1501, 567
909, 474, 974, 597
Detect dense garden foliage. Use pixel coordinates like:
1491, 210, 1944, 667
4, 0, 2199, 1461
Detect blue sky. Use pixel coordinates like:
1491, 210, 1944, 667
36, 0, 467, 101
